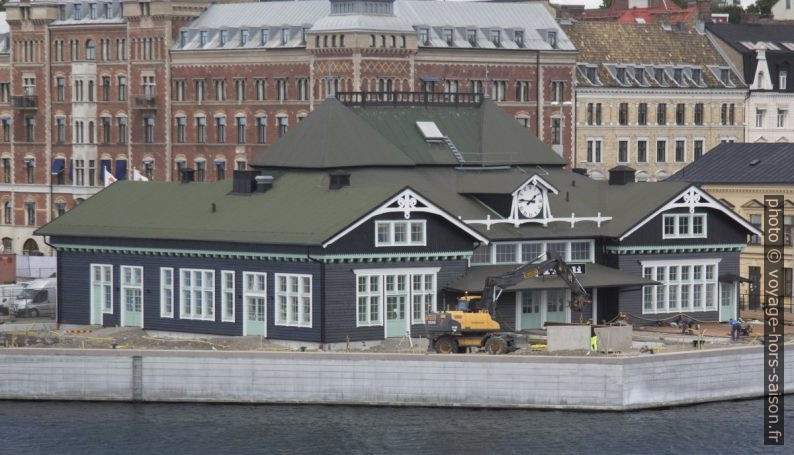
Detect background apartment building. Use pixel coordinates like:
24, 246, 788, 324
706, 23, 794, 144
563, 21, 746, 182
0, 0, 576, 257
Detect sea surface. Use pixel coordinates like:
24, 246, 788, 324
0, 399, 791, 454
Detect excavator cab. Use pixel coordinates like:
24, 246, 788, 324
455, 293, 482, 312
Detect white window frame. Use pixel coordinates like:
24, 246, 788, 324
354, 268, 439, 328
120, 265, 143, 315
160, 267, 174, 318
470, 240, 595, 265
221, 270, 235, 323
356, 274, 382, 327
641, 259, 720, 314
617, 137, 630, 164
374, 219, 427, 247
636, 138, 649, 163
662, 213, 707, 239
179, 268, 215, 321
586, 137, 603, 163
90, 264, 113, 315
274, 273, 312, 328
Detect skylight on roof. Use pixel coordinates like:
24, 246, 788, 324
416, 121, 445, 140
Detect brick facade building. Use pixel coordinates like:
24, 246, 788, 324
0, 0, 576, 257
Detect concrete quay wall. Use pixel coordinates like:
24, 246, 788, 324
0, 346, 790, 410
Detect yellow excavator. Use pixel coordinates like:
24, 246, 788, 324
425, 251, 590, 354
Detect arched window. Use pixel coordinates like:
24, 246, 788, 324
88, 121, 95, 143
340, 35, 345, 47
22, 239, 40, 256
380, 35, 386, 47
3, 201, 10, 224
370, 35, 375, 47
1, 237, 11, 253
86, 40, 96, 60
323, 35, 328, 47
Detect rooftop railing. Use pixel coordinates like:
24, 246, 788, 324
337, 91, 483, 107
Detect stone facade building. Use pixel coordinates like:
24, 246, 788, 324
0, 0, 576, 257
563, 22, 746, 182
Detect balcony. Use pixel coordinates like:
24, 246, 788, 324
133, 96, 157, 109
11, 96, 37, 109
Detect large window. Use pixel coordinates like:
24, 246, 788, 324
160, 268, 174, 318
221, 270, 235, 323
243, 272, 266, 327
180, 269, 215, 320
355, 269, 438, 327
357, 275, 381, 326
643, 261, 719, 314
275, 274, 312, 327
91, 264, 113, 314
663, 213, 706, 239
121, 266, 143, 316
586, 138, 602, 163
471, 240, 594, 265
375, 220, 426, 247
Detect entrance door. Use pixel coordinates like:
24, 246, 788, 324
520, 290, 542, 329
121, 266, 143, 328
90, 264, 111, 325
385, 275, 408, 338
243, 272, 266, 336
720, 282, 737, 322
546, 289, 567, 324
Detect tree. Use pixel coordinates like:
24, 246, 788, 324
601, 0, 612, 9
746, 0, 776, 15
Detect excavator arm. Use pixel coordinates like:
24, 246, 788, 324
478, 251, 590, 317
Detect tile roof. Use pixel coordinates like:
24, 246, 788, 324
669, 142, 794, 184
562, 22, 744, 89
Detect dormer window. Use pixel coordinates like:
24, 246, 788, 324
780, 70, 788, 90
467, 29, 477, 47
58, 5, 66, 20
104, 2, 112, 19
634, 67, 645, 85
515, 30, 524, 47
585, 66, 597, 84
74, 4, 82, 20
674, 68, 684, 85
443, 29, 453, 46
720, 68, 730, 85
90, 3, 97, 19
692, 68, 702, 86
419, 28, 430, 46
547, 31, 557, 49
200, 31, 208, 47
281, 28, 290, 45
616, 67, 627, 85
241, 30, 249, 46
261, 29, 269, 46
220, 30, 228, 46
490, 30, 501, 47
302, 28, 309, 45
179, 31, 187, 47
655, 67, 665, 84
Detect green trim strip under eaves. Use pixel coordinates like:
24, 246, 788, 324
52, 244, 472, 263
605, 243, 747, 255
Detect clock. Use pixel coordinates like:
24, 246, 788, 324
517, 184, 544, 218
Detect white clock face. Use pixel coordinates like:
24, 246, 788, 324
517, 185, 543, 218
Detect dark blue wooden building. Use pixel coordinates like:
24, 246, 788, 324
37, 94, 760, 345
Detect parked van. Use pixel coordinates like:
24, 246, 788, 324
10, 277, 56, 318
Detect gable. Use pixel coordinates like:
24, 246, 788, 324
619, 186, 762, 241
322, 188, 489, 248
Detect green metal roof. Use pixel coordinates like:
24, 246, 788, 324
250, 98, 566, 168
36, 166, 692, 245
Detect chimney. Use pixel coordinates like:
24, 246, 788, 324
329, 170, 351, 190
232, 169, 261, 193
255, 175, 274, 193
180, 168, 195, 183
608, 165, 636, 185
697, 0, 711, 23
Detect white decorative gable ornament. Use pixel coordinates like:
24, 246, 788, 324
396, 193, 418, 219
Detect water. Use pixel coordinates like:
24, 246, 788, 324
0, 399, 791, 454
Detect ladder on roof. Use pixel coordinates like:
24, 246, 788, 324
443, 136, 465, 163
